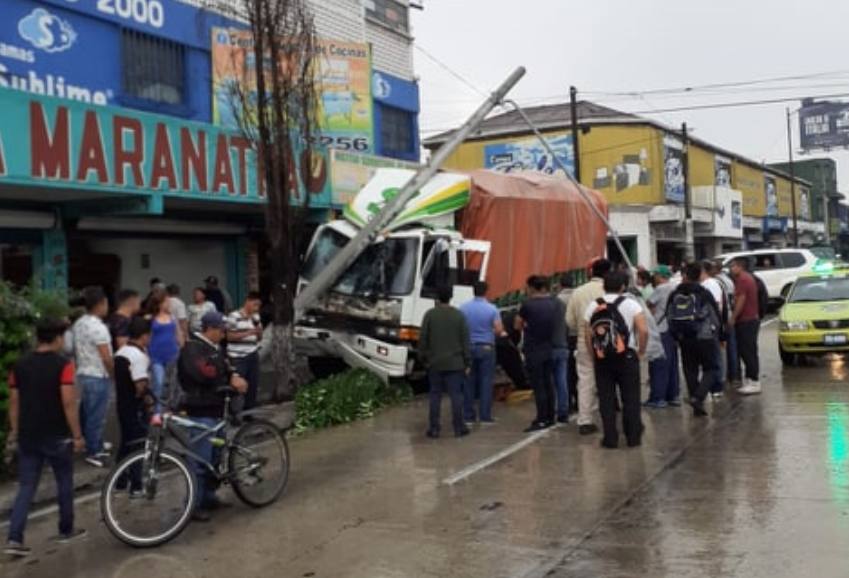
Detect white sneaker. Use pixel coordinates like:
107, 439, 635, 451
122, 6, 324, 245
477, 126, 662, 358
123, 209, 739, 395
739, 381, 762, 395
102, 441, 113, 452
84, 456, 105, 468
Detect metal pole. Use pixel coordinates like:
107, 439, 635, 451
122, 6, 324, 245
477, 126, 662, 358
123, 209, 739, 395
569, 86, 582, 183
294, 66, 527, 320
787, 107, 799, 247
682, 123, 695, 261
502, 99, 637, 278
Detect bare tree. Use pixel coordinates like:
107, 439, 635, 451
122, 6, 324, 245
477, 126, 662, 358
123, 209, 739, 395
209, 0, 320, 400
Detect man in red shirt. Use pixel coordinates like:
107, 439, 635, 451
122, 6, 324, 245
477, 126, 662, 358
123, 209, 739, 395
5, 319, 87, 557
730, 258, 761, 395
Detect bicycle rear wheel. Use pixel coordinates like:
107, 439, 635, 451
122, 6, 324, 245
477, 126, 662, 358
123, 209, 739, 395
101, 448, 196, 547
229, 419, 290, 507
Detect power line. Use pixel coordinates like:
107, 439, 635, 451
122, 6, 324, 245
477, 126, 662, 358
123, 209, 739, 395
414, 44, 487, 98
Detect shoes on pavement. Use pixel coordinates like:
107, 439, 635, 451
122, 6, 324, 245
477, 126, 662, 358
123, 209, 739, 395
425, 429, 440, 439
480, 419, 497, 426
739, 380, 762, 395
711, 392, 724, 401
455, 428, 471, 438
102, 441, 113, 452
523, 421, 550, 433
692, 404, 709, 417
600, 439, 618, 449
85, 456, 106, 468
666, 399, 682, 407
627, 439, 642, 448
191, 509, 212, 523
54, 529, 87, 544
643, 400, 668, 409
557, 415, 569, 424
4, 541, 31, 557
578, 424, 599, 436
128, 489, 145, 499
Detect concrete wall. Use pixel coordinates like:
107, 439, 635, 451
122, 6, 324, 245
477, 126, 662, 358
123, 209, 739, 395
85, 237, 230, 300
609, 207, 654, 268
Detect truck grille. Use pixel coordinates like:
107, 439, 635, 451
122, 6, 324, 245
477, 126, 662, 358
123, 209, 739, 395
812, 319, 849, 330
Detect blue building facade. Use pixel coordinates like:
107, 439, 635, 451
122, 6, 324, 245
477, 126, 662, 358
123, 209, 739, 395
0, 0, 421, 299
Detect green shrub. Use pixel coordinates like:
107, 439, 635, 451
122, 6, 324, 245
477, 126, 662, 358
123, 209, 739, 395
0, 281, 70, 475
294, 368, 412, 433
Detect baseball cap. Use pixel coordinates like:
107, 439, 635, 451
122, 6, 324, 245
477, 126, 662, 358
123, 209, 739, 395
201, 311, 226, 329
651, 265, 672, 278
204, 275, 219, 285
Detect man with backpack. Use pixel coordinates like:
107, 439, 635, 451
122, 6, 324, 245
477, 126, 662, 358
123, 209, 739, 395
729, 257, 762, 395
668, 263, 722, 417
584, 271, 648, 449
566, 258, 612, 436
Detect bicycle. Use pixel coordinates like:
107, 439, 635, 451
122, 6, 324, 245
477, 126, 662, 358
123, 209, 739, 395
100, 387, 290, 547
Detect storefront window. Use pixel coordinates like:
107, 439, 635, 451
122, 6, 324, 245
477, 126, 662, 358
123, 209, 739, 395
364, 0, 409, 35
380, 105, 414, 158
122, 29, 185, 106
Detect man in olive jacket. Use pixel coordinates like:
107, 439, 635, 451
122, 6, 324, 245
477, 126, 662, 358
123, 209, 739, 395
419, 286, 471, 439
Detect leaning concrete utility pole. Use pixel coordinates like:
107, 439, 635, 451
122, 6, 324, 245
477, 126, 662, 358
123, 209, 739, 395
294, 66, 527, 320
501, 99, 637, 279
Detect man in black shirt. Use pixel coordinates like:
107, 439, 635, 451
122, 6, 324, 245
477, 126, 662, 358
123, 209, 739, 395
6, 319, 86, 557
114, 317, 152, 493
178, 311, 247, 520
108, 289, 141, 351
516, 276, 558, 432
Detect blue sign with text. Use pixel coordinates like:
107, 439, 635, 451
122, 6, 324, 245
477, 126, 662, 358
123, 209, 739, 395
1, 0, 120, 104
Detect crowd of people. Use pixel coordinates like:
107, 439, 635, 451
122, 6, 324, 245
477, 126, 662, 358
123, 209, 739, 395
420, 256, 766, 449
5, 276, 262, 556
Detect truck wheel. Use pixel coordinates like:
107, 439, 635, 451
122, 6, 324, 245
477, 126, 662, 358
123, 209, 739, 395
779, 344, 797, 367
307, 357, 349, 380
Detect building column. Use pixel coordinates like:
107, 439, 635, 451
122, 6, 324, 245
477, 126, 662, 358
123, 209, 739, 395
33, 228, 68, 292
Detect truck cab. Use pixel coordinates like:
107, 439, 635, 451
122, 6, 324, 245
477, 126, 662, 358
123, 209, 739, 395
295, 170, 490, 381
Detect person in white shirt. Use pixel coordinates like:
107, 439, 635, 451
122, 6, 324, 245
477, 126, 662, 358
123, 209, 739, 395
166, 284, 189, 339
226, 292, 263, 409
701, 260, 729, 400
583, 271, 648, 449
188, 287, 218, 334
72, 286, 114, 467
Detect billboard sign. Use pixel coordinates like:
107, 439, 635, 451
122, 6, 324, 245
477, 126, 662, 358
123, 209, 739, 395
715, 155, 732, 188
713, 187, 743, 239
211, 28, 374, 153
0, 0, 120, 105
483, 134, 574, 176
329, 150, 418, 206
663, 135, 685, 203
0, 88, 272, 204
799, 99, 849, 151
764, 174, 778, 218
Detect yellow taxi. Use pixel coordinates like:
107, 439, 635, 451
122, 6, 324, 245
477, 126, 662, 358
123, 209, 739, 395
778, 262, 849, 365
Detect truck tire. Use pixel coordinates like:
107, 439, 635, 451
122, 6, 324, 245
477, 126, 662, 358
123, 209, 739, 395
307, 357, 349, 380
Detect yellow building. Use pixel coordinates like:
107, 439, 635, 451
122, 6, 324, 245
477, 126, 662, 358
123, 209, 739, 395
425, 102, 817, 266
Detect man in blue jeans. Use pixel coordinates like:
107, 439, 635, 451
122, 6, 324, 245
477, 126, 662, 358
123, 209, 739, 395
460, 281, 505, 424
6, 319, 87, 557
72, 286, 114, 468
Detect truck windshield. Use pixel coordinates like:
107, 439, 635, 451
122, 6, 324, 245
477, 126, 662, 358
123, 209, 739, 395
302, 228, 419, 297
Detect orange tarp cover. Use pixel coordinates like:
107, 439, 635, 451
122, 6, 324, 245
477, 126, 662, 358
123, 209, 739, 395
460, 170, 608, 298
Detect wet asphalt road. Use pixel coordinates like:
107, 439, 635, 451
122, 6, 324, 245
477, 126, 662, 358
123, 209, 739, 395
4, 319, 849, 578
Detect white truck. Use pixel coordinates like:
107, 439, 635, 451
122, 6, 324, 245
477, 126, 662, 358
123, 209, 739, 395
294, 168, 608, 381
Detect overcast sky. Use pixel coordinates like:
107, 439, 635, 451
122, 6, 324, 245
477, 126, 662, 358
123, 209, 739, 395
411, 0, 849, 197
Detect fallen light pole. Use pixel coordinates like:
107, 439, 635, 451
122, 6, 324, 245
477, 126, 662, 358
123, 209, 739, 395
294, 66, 527, 321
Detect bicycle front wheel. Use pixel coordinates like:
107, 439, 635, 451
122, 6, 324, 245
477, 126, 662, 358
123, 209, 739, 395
229, 419, 290, 507
101, 448, 196, 547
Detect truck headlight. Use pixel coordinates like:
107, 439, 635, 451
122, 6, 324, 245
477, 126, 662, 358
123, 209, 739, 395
780, 320, 809, 331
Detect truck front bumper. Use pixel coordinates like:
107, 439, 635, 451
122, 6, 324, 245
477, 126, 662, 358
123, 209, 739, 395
294, 325, 411, 381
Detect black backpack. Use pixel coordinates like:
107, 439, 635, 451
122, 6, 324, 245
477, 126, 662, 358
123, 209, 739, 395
753, 274, 769, 319
668, 287, 710, 341
589, 296, 630, 359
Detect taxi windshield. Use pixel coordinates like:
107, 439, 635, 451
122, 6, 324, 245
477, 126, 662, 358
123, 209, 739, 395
789, 276, 849, 303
